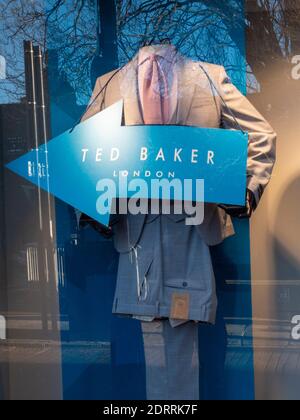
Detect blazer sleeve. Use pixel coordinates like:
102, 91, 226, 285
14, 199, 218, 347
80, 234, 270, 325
81, 77, 104, 122
218, 66, 277, 205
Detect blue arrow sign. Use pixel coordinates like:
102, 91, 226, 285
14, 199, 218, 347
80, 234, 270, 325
6, 100, 248, 227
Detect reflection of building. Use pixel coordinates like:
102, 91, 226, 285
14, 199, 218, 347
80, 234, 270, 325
0, 41, 59, 337
0, 103, 28, 311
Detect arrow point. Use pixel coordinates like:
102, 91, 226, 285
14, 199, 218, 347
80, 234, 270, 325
5, 159, 20, 173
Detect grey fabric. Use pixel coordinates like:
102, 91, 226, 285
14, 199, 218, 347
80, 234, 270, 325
112, 212, 217, 324
141, 319, 200, 400
112, 202, 225, 253
132, 315, 190, 328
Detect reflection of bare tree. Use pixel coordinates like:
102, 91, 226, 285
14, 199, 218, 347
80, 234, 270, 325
117, 0, 245, 59
246, 0, 300, 93
1, 0, 300, 102
117, 0, 300, 95
0, 0, 97, 102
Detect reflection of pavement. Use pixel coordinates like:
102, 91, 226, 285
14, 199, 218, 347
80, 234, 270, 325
3, 314, 300, 346
2, 316, 300, 366
0, 339, 112, 400
142, 318, 300, 350
140, 320, 300, 401
1, 319, 300, 400
0, 339, 111, 364
226, 318, 300, 350
0, 314, 111, 366
3, 313, 68, 332
141, 319, 300, 376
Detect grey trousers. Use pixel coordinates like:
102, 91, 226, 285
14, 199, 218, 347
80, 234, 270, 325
141, 319, 199, 400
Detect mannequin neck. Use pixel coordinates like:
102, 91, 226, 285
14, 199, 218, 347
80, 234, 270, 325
138, 44, 178, 62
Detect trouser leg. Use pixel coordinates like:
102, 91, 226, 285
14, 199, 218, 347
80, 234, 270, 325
141, 319, 199, 400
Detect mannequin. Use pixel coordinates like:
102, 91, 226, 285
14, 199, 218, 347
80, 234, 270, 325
80, 44, 276, 400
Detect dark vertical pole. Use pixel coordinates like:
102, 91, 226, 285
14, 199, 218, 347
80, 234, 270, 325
0, 109, 9, 399
24, 41, 48, 334
24, 41, 39, 151
99, 0, 118, 68
34, 45, 58, 334
34, 46, 49, 143
0, 108, 7, 317
91, 0, 119, 83
0, 112, 7, 300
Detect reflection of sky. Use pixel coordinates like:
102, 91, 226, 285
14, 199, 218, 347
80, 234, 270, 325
0, 0, 97, 105
0, 0, 49, 104
0, 0, 24, 104
0, 0, 247, 105
117, 0, 247, 93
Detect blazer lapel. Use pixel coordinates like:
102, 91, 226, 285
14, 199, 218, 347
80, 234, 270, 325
176, 59, 197, 125
119, 54, 144, 125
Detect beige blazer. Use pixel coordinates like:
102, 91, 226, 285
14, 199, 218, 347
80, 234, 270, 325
81, 52, 276, 249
